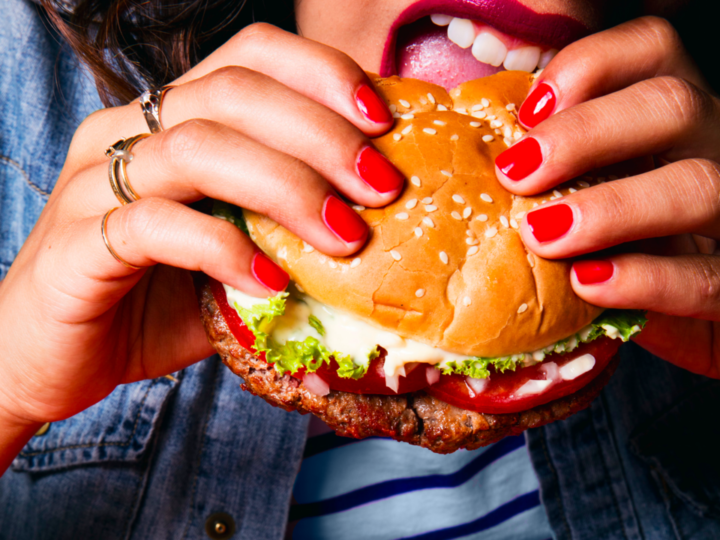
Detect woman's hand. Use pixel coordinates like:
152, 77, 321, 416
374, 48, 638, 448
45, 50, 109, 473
0, 23, 402, 453
495, 16, 720, 379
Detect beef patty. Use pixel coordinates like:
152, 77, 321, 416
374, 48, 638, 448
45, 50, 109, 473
198, 280, 619, 454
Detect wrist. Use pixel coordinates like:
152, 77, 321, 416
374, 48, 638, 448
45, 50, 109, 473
0, 407, 42, 474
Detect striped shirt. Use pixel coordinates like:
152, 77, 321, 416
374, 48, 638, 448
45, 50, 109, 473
287, 417, 552, 539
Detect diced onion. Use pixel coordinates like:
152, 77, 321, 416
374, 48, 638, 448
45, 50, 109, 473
303, 373, 330, 396
539, 362, 559, 382
385, 374, 400, 393
426, 366, 441, 385
466, 376, 488, 395
559, 354, 595, 381
515, 379, 552, 397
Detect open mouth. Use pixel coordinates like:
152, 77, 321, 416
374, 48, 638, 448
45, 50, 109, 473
382, 0, 590, 89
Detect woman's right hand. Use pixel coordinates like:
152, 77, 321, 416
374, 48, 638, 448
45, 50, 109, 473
0, 23, 401, 463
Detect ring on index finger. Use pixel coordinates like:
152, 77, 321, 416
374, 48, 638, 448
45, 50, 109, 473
105, 134, 150, 205
139, 86, 174, 133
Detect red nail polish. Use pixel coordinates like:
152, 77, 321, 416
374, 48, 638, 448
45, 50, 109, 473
526, 204, 574, 243
356, 84, 393, 124
251, 252, 289, 292
574, 260, 614, 285
519, 83, 556, 128
495, 138, 543, 181
357, 146, 405, 194
323, 195, 368, 244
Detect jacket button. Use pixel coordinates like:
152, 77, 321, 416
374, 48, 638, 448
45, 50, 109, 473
204, 512, 236, 539
35, 423, 51, 436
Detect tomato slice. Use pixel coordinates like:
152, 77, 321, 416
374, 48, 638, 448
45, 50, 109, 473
209, 278, 257, 351
425, 337, 621, 414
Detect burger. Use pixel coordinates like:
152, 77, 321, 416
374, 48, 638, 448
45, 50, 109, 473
199, 70, 645, 454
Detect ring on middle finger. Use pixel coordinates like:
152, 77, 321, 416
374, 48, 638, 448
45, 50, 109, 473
105, 134, 150, 205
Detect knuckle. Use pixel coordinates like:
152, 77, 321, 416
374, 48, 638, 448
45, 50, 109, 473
682, 158, 720, 217
644, 76, 710, 125
233, 22, 279, 50
694, 258, 720, 305
637, 16, 683, 54
159, 118, 217, 166
202, 65, 266, 108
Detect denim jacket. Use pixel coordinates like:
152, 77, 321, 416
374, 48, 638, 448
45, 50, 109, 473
1, 1, 719, 538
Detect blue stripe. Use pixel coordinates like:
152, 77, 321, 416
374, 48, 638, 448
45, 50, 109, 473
289, 435, 525, 522
398, 490, 541, 540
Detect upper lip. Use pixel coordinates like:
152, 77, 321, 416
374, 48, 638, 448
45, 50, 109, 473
381, 0, 591, 77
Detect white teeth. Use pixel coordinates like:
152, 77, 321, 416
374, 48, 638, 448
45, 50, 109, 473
447, 18, 476, 49
430, 14, 453, 26
503, 46, 541, 72
538, 48, 558, 69
471, 32, 507, 67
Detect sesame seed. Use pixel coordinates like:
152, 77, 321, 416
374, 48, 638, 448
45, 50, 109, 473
422, 197, 433, 204
481, 98, 490, 107
401, 113, 414, 120
351, 258, 361, 268
422, 217, 434, 227
487, 114, 496, 120
471, 111, 487, 119
477, 214, 488, 222
500, 216, 509, 228
302, 242, 315, 253
296, 283, 305, 293
518, 303, 528, 314
466, 237, 478, 245
399, 99, 410, 108
352, 205, 365, 212
485, 227, 498, 238
450, 134, 459, 141
415, 289, 425, 298
553, 190, 562, 198
533, 203, 539, 208
490, 120, 503, 128
433, 120, 446, 126
482, 135, 494, 143
577, 180, 590, 188
389, 104, 397, 113
437, 104, 448, 111
506, 103, 515, 111
503, 137, 513, 147
467, 246, 479, 256
568, 187, 577, 193
513, 131, 523, 141
425, 205, 438, 212
463, 207, 472, 219
510, 219, 519, 229
411, 176, 421, 187
427, 93, 436, 104
514, 211, 526, 219
439, 251, 449, 264
395, 212, 409, 220
329, 260, 338, 269
393, 112, 401, 118
406, 199, 418, 209
402, 125, 413, 135
419, 97, 428, 105
390, 250, 402, 261
463, 296, 472, 306
470, 121, 481, 127
527, 253, 535, 267
466, 230, 474, 236
452, 194, 465, 204
471, 104, 484, 111
423, 128, 437, 135
456, 108, 468, 115
503, 126, 512, 138
480, 193, 493, 203
441, 170, 453, 177
393, 133, 402, 141
414, 227, 423, 237
451, 211, 462, 220
541, 200, 547, 204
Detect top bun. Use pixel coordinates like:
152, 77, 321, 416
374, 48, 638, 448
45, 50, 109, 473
244, 71, 603, 358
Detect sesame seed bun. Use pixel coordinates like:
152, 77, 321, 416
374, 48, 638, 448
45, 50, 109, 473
244, 71, 603, 358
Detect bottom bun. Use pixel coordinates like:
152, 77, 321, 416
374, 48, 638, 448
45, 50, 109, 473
199, 280, 619, 454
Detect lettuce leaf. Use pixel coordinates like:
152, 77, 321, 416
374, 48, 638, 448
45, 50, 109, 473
211, 200, 249, 235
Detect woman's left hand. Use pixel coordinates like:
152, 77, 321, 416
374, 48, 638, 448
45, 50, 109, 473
494, 16, 720, 379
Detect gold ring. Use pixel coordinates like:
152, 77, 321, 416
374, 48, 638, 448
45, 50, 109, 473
105, 134, 150, 205
101, 207, 143, 270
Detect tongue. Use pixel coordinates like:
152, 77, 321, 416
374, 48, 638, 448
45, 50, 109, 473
396, 20, 503, 90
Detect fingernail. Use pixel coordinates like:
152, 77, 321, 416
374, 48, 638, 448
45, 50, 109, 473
519, 82, 556, 128
526, 203, 573, 243
251, 252, 289, 292
357, 146, 404, 194
574, 260, 614, 285
323, 195, 368, 244
495, 137, 543, 181
356, 84, 393, 124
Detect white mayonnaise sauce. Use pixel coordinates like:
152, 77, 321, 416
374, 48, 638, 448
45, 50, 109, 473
223, 284, 466, 377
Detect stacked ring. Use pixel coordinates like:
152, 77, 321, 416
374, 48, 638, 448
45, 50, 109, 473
101, 207, 142, 270
105, 134, 150, 205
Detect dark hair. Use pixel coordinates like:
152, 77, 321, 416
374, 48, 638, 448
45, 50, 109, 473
42, 0, 296, 106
